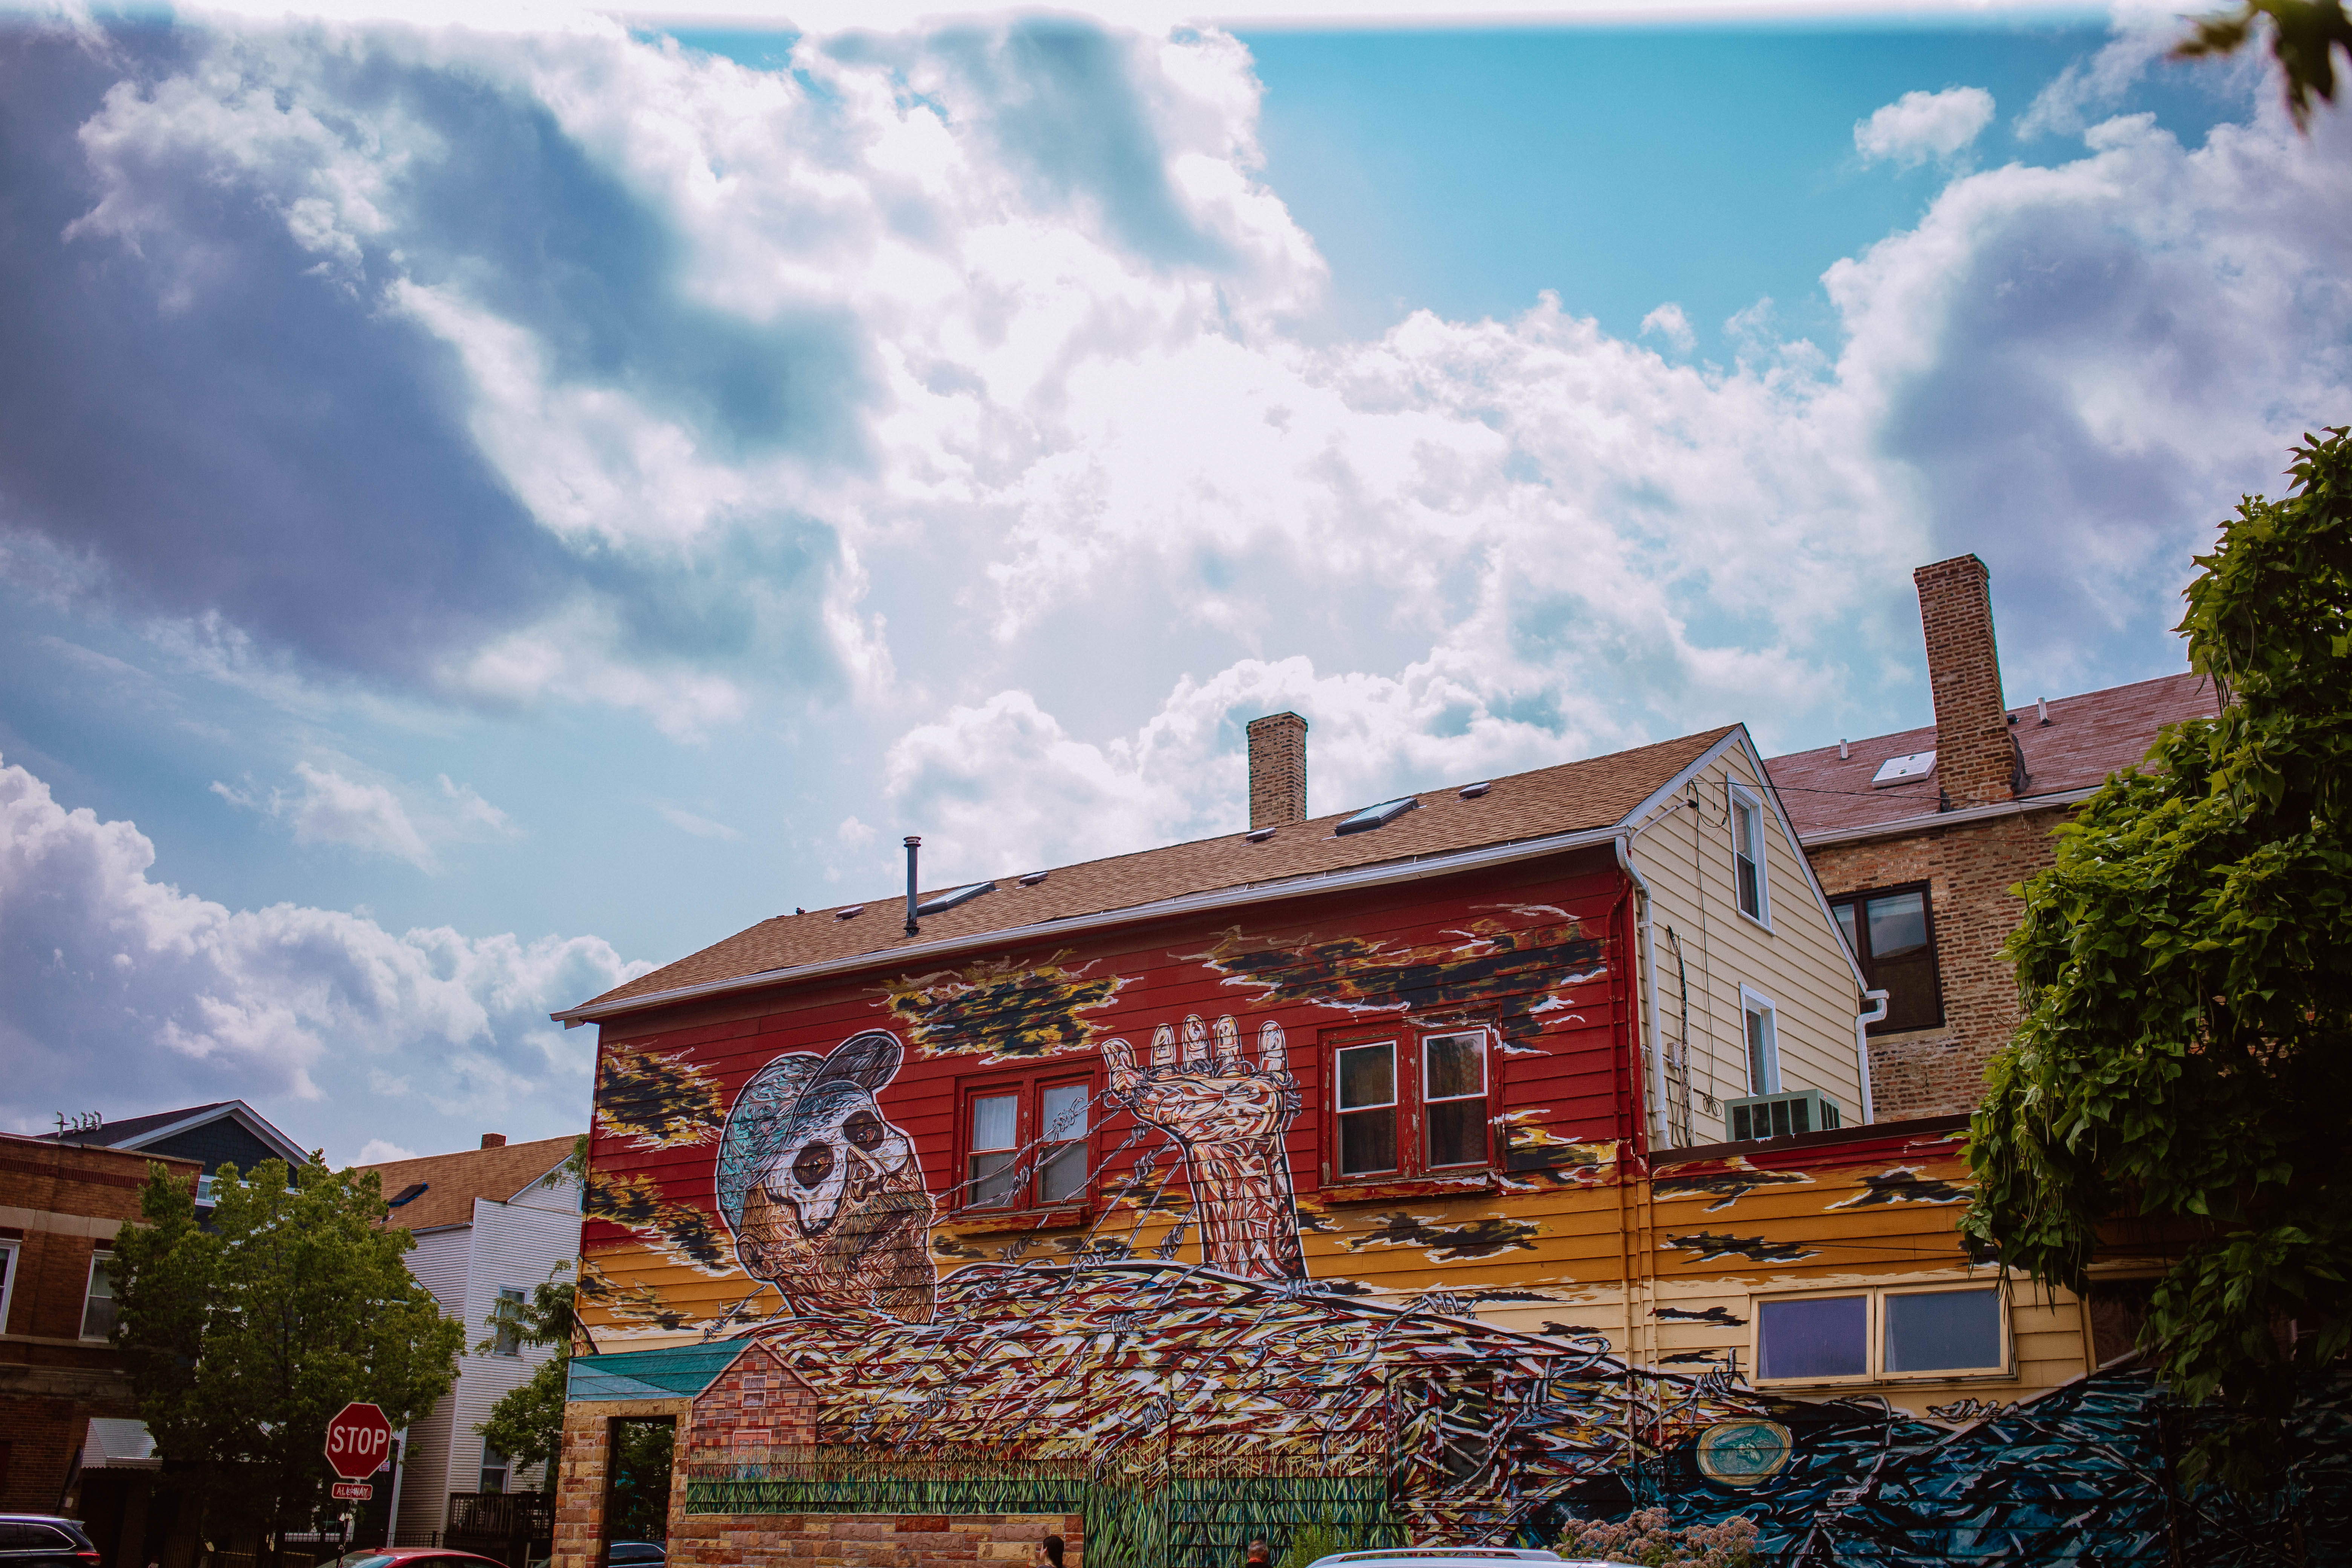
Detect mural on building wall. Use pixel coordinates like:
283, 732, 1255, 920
574, 893, 2351, 1562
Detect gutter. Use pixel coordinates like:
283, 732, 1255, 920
1854, 988, 1888, 1125
554, 820, 1632, 1026
1614, 836, 1671, 1156
1795, 785, 2096, 850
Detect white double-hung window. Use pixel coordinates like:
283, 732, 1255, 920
1729, 784, 1770, 925
1740, 987, 1781, 1095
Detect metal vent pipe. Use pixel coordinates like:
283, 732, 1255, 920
904, 836, 922, 936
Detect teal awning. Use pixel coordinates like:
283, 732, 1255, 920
567, 1341, 751, 1402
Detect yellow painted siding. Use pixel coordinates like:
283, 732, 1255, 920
1627, 738, 1865, 1147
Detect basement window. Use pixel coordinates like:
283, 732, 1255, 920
1336, 797, 1421, 836
916, 882, 996, 916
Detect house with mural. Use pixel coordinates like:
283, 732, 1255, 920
528, 695, 2340, 1568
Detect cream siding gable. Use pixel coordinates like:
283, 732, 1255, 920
1626, 730, 1867, 1148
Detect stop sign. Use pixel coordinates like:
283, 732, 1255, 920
324, 1402, 394, 1481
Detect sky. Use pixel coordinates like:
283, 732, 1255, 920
0, 0, 2345, 1165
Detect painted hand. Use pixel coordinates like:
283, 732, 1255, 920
1103, 1015, 1306, 1281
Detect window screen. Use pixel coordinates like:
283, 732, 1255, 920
968, 1092, 1021, 1207
1336, 1042, 1398, 1176
81, 1254, 116, 1340
1037, 1082, 1090, 1205
493, 1286, 526, 1356
1883, 1288, 2003, 1373
1422, 1032, 1488, 1168
1756, 1294, 1867, 1380
1731, 794, 1765, 919
1743, 1001, 1779, 1096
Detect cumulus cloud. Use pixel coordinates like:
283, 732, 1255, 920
211, 761, 517, 870
1855, 87, 1997, 168
357, 1138, 418, 1163
1639, 302, 1695, 352
0, 9, 2345, 848
2, 753, 648, 1159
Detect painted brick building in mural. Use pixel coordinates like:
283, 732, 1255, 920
1765, 556, 2224, 1122
531, 711, 2207, 1566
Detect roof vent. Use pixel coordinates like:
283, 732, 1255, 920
1458, 781, 1491, 800
1245, 825, 1276, 843
1336, 797, 1422, 836
1871, 750, 1936, 788
916, 881, 997, 916
1018, 870, 1048, 887
835, 905, 865, 921
387, 1182, 427, 1208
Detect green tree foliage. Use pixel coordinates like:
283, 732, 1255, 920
2177, 1, 2352, 129
112, 1159, 466, 1561
1963, 427, 2352, 1490
476, 1271, 579, 1490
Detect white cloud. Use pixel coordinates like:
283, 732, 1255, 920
212, 761, 518, 871
1639, 302, 1694, 352
1, 752, 650, 1159
357, 1137, 417, 1163
1856, 87, 1997, 168
652, 801, 744, 840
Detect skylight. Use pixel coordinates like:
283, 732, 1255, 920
1871, 750, 1937, 787
1336, 797, 1423, 836
916, 881, 997, 915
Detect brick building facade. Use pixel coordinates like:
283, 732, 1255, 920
0, 1132, 199, 1516
1766, 556, 2223, 1120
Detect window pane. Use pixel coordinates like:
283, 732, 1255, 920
1733, 800, 1763, 917
1866, 891, 1929, 960
1337, 1044, 1395, 1110
1744, 1006, 1778, 1095
82, 1257, 116, 1339
1757, 1295, 1867, 1380
1040, 1083, 1089, 1140
1423, 1034, 1485, 1101
1833, 901, 1858, 954
1884, 1289, 2003, 1373
969, 1093, 1018, 1152
1874, 947, 1943, 1033
1426, 1098, 1487, 1167
969, 1150, 1020, 1207
1038, 1141, 1087, 1204
1338, 1108, 1396, 1176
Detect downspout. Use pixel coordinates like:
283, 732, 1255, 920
1615, 835, 1671, 1153
1855, 988, 1888, 1124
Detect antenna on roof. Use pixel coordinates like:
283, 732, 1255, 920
904, 836, 922, 937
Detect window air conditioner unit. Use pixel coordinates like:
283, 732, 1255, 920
1726, 1088, 1842, 1142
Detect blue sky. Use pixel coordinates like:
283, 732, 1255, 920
1, 0, 2344, 1164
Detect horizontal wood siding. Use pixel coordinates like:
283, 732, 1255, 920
1628, 741, 1864, 1147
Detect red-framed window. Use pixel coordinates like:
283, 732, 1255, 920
1326, 1026, 1494, 1181
957, 1069, 1095, 1211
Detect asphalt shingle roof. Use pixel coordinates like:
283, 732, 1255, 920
358, 1134, 579, 1233
1764, 671, 2222, 842
574, 724, 1739, 1014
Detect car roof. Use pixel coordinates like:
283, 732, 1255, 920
1306, 1553, 1571, 1566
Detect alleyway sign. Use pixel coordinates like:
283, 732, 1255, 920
325, 1401, 394, 1481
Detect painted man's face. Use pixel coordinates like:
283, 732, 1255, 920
721, 1035, 939, 1324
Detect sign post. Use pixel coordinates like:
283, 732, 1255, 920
325, 1402, 395, 1483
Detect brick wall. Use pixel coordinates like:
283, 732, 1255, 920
682, 1341, 818, 1458
1246, 712, 1308, 828
674, 1513, 1079, 1568
1810, 807, 2066, 1120
1914, 556, 2019, 809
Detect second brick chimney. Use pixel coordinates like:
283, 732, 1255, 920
1914, 554, 2020, 809
1246, 712, 1308, 829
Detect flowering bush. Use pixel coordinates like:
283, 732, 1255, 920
1552, 1508, 1758, 1568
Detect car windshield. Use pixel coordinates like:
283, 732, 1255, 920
332, 1554, 398, 1568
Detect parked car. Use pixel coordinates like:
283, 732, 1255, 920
0, 1520, 99, 1568
326, 1550, 509, 1568
608, 1544, 666, 1566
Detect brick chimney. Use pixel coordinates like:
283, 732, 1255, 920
480, 1133, 507, 1148
1914, 554, 2020, 808
1246, 712, 1308, 829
